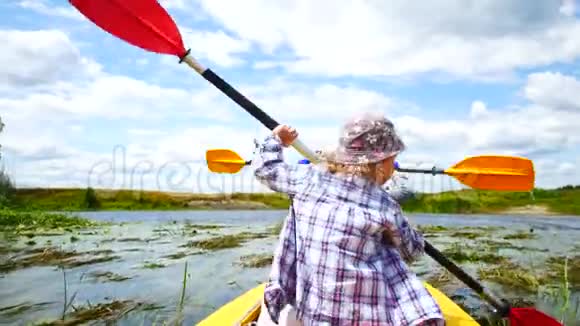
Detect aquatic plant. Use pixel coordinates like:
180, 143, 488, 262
425, 268, 453, 289
537, 256, 580, 325
478, 239, 548, 252
0, 247, 120, 273
502, 231, 537, 240
89, 271, 131, 283
477, 261, 541, 294
0, 302, 53, 319
267, 220, 284, 235
238, 253, 274, 268
449, 231, 485, 239
417, 225, 449, 233
182, 231, 269, 251
41, 300, 146, 325
443, 243, 507, 264
142, 262, 166, 269
184, 235, 243, 250
464, 226, 506, 232
178, 261, 188, 312
117, 237, 144, 243
162, 251, 202, 260
183, 223, 225, 230
543, 255, 580, 289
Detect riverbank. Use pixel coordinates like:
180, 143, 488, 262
3, 186, 579, 215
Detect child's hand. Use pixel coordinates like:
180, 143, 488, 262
273, 124, 298, 147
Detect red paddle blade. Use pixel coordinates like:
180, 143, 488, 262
70, 0, 186, 57
509, 307, 563, 326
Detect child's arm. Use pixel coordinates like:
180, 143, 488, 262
253, 125, 314, 195
381, 199, 425, 262
264, 208, 298, 323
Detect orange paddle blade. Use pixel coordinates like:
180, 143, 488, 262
206, 149, 247, 174
445, 155, 535, 191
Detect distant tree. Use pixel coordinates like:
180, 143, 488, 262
138, 191, 146, 204
0, 116, 4, 159
0, 171, 14, 208
558, 184, 580, 190
0, 117, 15, 207
84, 187, 100, 209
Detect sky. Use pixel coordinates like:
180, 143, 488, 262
1, 0, 580, 194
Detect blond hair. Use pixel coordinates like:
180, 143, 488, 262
326, 161, 383, 180
317, 147, 388, 183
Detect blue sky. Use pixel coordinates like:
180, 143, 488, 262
1, 0, 580, 193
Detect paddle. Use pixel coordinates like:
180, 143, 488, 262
205, 149, 535, 192
68, 0, 317, 163
68, 1, 561, 325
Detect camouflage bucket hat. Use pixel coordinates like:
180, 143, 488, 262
333, 112, 405, 165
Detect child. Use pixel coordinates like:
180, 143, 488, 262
254, 112, 444, 325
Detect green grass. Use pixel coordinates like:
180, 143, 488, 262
401, 187, 580, 215
3, 186, 579, 215
6, 188, 291, 211
0, 209, 98, 230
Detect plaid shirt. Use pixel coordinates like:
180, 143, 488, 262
254, 135, 444, 325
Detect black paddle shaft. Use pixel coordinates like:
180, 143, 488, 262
396, 167, 445, 175
424, 241, 511, 317
202, 69, 279, 131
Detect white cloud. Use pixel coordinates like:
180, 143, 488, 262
470, 101, 489, 119
0, 28, 241, 123
18, 0, 83, 20
181, 28, 251, 67
0, 29, 101, 89
158, 0, 190, 10
3, 129, 269, 193
128, 129, 168, 137
4, 68, 580, 190
532, 158, 580, 188
161, 28, 251, 68
560, 0, 576, 16
234, 78, 397, 124
2, 22, 580, 190
1, 75, 195, 121
196, 0, 580, 79
524, 71, 580, 112
6, 68, 580, 190
559, 162, 576, 174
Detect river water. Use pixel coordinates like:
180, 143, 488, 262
1, 210, 579, 325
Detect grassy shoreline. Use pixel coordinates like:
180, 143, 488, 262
2, 187, 579, 215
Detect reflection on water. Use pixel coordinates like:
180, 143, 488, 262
1, 210, 579, 325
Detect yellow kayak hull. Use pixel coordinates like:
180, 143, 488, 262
197, 282, 480, 325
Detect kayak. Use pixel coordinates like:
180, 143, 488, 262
197, 282, 480, 325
